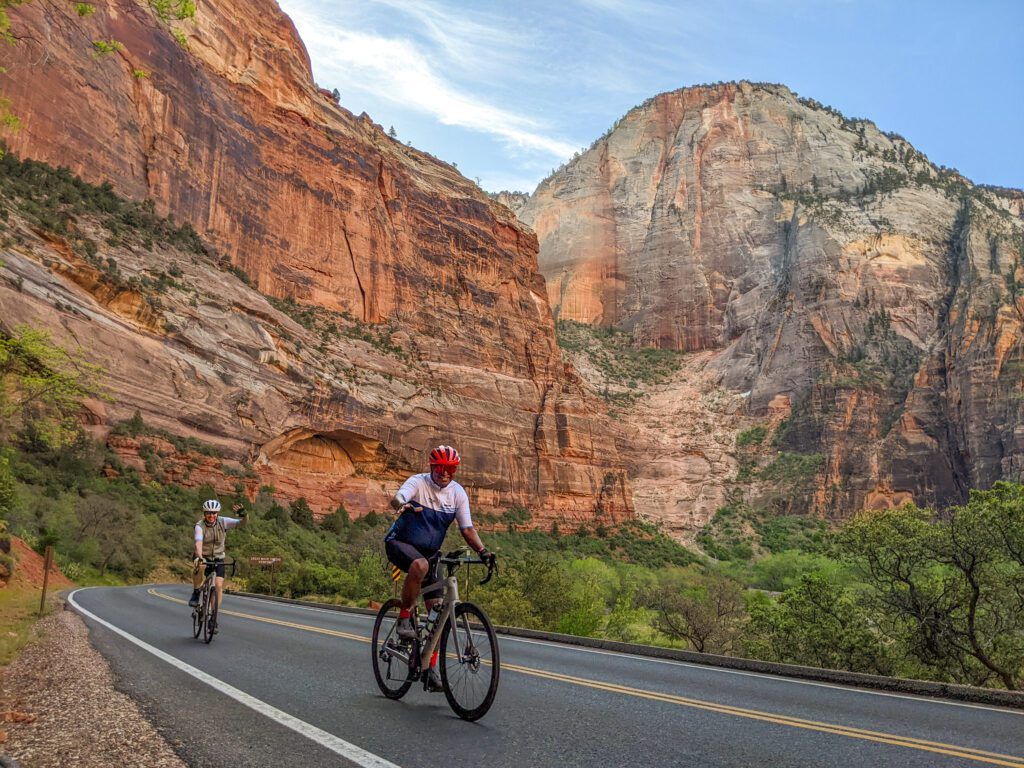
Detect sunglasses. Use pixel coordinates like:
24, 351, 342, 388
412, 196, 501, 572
431, 465, 457, 475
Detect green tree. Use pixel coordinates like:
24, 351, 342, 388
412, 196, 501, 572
647, 570, 747, 653
72, 493, 154, 577
320, 503, 349, 534
0, 326, 104, 449
744, 573, 895, 675
289, 497, 315, 530
0, 450, 15, 517
836, 488, 1024, 689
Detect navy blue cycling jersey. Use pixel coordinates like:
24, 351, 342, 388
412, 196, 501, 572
384, 504, 457, 555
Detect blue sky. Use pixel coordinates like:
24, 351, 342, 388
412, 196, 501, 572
278, 0, 1023, 194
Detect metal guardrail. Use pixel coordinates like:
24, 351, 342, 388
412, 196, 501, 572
226, 590, 1024, 709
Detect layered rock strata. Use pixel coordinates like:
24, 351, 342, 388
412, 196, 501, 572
0, 0, 632, 523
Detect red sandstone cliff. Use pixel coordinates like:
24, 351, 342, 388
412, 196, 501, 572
0, 0, 632, 526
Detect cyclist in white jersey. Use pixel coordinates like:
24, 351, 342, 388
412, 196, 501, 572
385, 445, 494, 691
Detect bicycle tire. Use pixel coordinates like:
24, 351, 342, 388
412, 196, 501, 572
439, 601, 499, 721
203, 586, 218, 644
371, 599, 414, 699
192, 600, 202, 638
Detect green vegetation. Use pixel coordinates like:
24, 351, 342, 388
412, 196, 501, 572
735, 426, 767, 447
149, 0, 195, 21
1, 325, 1022, 688
0, 326, 104, 449
74, 3, 94, 16
555, 320, 687, 407
147, 0, 195, 49
0, 577, 60, 664
0, 148, 209, 257
0, 95, 20, 132
0, 1, 28, 43
91, 39, 124, 56
697, 503, 757, 562
110, 410, 223, 458
267, 295, 411, 362
835, 487, 1024, 689
824, 308, 922, 432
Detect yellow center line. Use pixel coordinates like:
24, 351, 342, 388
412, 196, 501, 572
503, 663, 1024, 767
148, 589, 1024, 767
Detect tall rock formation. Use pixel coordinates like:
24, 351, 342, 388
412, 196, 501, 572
519, 82, 1024, 534
0, 0, 632, 525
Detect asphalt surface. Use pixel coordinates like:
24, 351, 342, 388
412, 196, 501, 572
69, 585, 1024, 768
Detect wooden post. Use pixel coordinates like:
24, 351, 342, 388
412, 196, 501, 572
270, 561, 276, 595
39, 545, 53, 616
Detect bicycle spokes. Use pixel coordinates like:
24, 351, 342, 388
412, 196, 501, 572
439, 603, 499, 721
372, 600, 415, 699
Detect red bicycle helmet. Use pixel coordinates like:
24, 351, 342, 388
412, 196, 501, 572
429, 445, 461, 472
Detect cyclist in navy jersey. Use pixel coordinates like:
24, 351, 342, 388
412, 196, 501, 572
385, 445, 494, 691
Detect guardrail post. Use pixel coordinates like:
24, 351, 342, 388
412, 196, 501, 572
38, 544, 53, 616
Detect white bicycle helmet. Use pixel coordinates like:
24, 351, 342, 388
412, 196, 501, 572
202, 499, 221, 513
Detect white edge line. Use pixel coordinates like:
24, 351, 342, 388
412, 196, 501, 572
67, 588, 402, 768
223, 589, 1024, 717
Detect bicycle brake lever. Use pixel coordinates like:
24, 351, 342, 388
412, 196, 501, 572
479, 560, 496, 585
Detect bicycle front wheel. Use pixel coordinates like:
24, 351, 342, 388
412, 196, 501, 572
203, 589, 218, 644
372, 599, 414, 699
192, 603, 202, 638
439, 602, 499, 721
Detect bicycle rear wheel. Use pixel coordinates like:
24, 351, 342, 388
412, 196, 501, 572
203, 587, 218, 644
372, 599, 414, 699
439, 602, 499, 721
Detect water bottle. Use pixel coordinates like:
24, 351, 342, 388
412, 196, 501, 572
426, 605, 440, 628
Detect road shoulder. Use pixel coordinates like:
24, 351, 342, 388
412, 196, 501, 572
0, 603, 187, 768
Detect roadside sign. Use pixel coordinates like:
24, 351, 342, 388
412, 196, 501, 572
249, 556, 282, 566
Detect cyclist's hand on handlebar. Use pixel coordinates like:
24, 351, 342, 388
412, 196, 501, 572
193, 556, 203, 568
479, 549, 497, 568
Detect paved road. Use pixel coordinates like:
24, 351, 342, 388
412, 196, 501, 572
69, 585, 1024, 768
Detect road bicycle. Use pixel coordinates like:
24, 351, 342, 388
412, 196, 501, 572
372, 549, 499, 721
191, 557, 236, 644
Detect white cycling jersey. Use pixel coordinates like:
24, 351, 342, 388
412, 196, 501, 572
395, 474, 473, 530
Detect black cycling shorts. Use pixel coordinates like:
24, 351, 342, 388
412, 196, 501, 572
385, 540, 441, 597
203, 560, 225, 578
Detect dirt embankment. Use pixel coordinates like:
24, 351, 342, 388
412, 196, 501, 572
1, 538, 73, 591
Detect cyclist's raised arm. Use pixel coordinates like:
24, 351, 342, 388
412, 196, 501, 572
223, 503, 248, 529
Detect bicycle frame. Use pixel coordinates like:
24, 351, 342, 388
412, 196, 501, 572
418, 571, 461, 669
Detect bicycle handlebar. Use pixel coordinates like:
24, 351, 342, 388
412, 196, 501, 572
192, 556, 237, 577
439, 549, 498, 585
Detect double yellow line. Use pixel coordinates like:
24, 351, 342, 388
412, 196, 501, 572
148, 589, 1024, 767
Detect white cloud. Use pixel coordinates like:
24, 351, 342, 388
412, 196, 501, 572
282, 0, 579, 159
